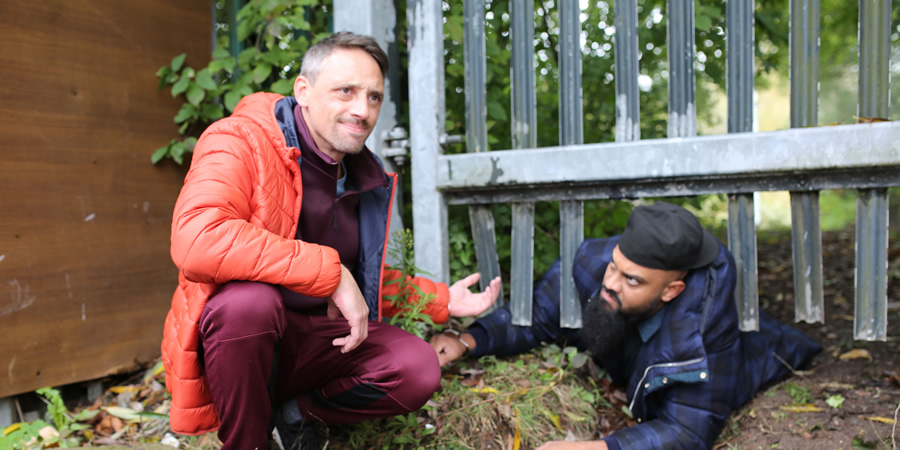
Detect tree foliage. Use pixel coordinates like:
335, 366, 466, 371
153, 0, 331, 164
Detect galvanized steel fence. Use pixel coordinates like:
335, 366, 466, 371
407, 0, 900, 341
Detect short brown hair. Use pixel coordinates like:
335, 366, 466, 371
300, 32, 388, 84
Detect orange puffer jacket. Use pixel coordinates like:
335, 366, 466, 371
160, 92, 449, 435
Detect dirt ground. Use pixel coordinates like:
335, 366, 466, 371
716, 229, 900, 450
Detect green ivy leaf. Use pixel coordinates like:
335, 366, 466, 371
186, 83, 205, 106
155, 65, 172, 79
201, 103, 225, 121
270, 78, 294, 95
170, 53, 186, 72
446, 15, 464, 43
171, 76, 190, 97
171, 142, 186, 165
209, 57, 236, 74
212, 48, 231, 60
183, 136, 198, 150
224, 89, 244, 112
237, 17, 254, 42
174, 104, 196, 124
487, 100, 507, 121
252, 64, 272, 84
238, 47, 258, 67
195, 68, 217, 90
152, 142, 172, 164
695, 15, 712, 31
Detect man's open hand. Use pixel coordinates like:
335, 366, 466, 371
327, 264, 369, 353
448, 273, 502, 317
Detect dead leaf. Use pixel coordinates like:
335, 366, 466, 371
854, 116, 890, 123
779, 404, 824, 412
541, 409, 563, 431
103, 406, 140, 421
108, 386, 138, 394
817, 382, 854, 390
38, 426, 59, 441
864, 416, 895, 424
469, 387, 499, 395
111, 416, 124, 432
838, 349, 873, 361
513, 421, 522, 450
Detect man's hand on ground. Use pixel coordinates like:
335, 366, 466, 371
327, 264, 369, 353
429, 332, 475, 367
448, 273, 502, 317
536, 441, 608, 450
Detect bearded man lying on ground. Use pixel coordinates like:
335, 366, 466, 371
431, 202, 822, 450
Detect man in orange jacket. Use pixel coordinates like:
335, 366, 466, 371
160, 32, 501, 450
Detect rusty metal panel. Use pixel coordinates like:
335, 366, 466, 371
0, 0, 209, 397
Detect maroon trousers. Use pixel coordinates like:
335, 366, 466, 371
199, 281, 442, 450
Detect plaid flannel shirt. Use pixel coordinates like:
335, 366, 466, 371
468, 236, 821, 449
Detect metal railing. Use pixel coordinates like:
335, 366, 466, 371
408, 0, 898, 341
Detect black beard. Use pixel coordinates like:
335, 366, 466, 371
580, 289, 631, 360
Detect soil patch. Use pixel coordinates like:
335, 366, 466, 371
718, 229, 900, 449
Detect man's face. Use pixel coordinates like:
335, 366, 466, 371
293, 48, 384, 161
581, 245, 686, 359
598, 245, 685, 318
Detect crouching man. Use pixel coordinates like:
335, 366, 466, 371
431, 202, 821, 449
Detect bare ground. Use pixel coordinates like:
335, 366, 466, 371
716, 229, 900, 450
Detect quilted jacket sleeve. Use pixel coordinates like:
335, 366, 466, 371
466, 257, 575, 357
170, 123, 341, 297
380, 267, 450, 324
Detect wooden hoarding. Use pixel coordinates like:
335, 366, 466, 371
0, 0, 210, 397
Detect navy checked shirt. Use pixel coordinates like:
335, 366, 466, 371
467, 236, 821, 449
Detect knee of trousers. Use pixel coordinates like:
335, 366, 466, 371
392, 337, 443, 410
200, 281, 284, 339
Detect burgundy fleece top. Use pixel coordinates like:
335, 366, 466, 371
282, 105, 388, 309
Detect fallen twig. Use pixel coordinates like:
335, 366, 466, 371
772, 352, 814, 377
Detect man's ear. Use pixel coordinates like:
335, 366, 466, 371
293, 75, 311, 106
660, 280, 685, 303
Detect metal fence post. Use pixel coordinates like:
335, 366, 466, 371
558, 0, 584, 328
409, 0, 449, 282
614, 0, 640, 142
788, 0, 824, 324
509, 0, 538, 325
464, 0, 504, 312
855, 0, 891, 341
726, 0, 760, 331
667, 0, 696, 138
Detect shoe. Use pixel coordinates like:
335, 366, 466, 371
270, 406, 320, 450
